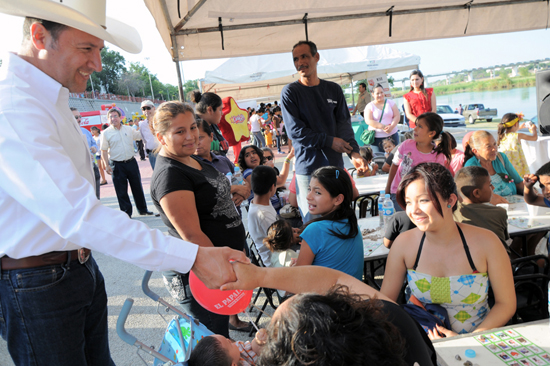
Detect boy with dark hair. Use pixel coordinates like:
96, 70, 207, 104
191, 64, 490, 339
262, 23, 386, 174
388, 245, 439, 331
247, 166, 278, 265
524, 161, 550, 207
453, 166, 510, 246
188, 329, 267, 366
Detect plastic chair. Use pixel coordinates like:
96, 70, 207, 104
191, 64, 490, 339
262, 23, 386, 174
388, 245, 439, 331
509, 255, 550, 323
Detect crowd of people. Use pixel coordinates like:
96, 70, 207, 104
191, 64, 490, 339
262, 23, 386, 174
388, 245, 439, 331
0, 1, 548, 365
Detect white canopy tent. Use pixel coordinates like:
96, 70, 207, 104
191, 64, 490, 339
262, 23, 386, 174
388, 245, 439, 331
143, 0, 550, 98
200, 45, 420, 100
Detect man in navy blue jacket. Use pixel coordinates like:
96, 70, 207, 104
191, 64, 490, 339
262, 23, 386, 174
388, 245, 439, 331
281, 40, 368, 221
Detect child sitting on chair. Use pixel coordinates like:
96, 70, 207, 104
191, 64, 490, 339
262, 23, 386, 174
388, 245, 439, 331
247, 166, 278, 266
453, 166, 510, 247
188, 329, 267, 366
263, 219, 300, 268
357, 146, 378, 177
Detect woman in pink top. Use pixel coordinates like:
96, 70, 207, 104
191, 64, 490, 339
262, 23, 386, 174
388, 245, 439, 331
403, 70, 437, 129
365, 84, 401, 152
385, 112, 453, 211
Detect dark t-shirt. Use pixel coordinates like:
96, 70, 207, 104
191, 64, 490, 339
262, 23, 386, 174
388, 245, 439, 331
380, 300, 437, 365
151, 155, 245, 251
385, 211, 416, 241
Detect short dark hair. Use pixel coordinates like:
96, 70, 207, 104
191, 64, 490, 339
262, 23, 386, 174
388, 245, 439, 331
359, 146, 373, 163
197, 118, 212, 135
259, 285, 407, 366
188, 336, 232, 366
107, 108, 121, 117
264, 219, 295, 252
536, 161, 550, 177
194, 92, 223, 114
251, 165, 277, 196
454, 166, 490, 201
396, 162, 457, 215
359, 82, 367, 89
292, 40, 318, 56
23, 17, 68, 44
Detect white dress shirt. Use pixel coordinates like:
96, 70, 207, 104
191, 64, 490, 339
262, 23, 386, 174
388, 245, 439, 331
101, 124, 142, 162
139, 119, 160, 151
0, 52, 197, 272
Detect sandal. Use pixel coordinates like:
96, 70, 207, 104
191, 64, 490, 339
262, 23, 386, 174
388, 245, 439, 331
228, 322, 253, 332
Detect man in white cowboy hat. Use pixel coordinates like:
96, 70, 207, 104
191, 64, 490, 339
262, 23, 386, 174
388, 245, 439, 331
0, 1, 248, 365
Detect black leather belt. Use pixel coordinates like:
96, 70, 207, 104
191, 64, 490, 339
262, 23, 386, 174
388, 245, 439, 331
1, 249, 91, 270
113, 157, 135, 164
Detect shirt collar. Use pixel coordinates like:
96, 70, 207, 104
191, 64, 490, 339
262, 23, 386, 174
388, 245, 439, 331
4, 52, 66, 108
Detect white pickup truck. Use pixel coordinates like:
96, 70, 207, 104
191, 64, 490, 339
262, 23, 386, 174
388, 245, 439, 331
462, 104, 498, 124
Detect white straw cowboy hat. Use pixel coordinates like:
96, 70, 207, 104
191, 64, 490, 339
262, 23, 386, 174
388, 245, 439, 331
0, 0, 142, 53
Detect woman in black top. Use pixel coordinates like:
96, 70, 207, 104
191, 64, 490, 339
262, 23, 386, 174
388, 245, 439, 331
150, 102, 247, 336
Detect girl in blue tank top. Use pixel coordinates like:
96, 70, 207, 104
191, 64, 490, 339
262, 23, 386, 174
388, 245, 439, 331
294, 166, 364, 280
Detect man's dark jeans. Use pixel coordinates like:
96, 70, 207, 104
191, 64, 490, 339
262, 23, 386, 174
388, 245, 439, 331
0, 255, 114, 366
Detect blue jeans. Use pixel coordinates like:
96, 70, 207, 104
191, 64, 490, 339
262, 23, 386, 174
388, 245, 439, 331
252, 131, 264, 148
147, 149, 158, 170
390, 193, 404, 212
0, 255, 114, 366
295, 174, 321, 224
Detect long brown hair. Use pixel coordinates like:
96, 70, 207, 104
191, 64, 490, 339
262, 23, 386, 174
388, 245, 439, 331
409, 69, 428, 101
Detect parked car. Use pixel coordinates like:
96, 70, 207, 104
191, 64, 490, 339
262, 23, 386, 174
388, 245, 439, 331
436, 105, 466, 127
462, 104, 498, 124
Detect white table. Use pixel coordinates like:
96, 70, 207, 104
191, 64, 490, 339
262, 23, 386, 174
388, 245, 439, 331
433, 320, 550, 366
499, 196, 550, 255
522, 135, 550, 173
354, 175, 388, 196
358, 217, 390, 288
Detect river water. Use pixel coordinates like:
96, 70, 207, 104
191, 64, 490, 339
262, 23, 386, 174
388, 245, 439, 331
394, 86, 538, 120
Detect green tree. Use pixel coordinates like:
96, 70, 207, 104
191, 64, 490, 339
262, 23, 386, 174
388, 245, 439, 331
87, 47, 126, 94
518, 67, 530, 77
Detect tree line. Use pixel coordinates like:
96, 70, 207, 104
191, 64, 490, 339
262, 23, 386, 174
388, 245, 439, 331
87, 47, 199, 101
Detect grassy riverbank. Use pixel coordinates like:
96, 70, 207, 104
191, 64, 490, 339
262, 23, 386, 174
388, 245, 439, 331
392, 75, 536, 98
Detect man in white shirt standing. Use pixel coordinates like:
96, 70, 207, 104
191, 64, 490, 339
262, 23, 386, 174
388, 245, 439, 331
0, 1, 247, 365
139, 100, 160, 169
101, 108, 153, 217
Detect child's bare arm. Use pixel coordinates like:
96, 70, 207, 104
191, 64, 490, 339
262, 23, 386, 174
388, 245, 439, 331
250, 328, 267, 355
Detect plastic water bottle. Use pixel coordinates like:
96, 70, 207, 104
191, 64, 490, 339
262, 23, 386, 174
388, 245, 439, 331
234, 166, 244, 185
382, 194, 395, 227
226, 172, 233, 185
378, 191, 386, 227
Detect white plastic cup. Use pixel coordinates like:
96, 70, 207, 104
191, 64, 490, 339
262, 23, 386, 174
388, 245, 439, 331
526, 204, 537, 217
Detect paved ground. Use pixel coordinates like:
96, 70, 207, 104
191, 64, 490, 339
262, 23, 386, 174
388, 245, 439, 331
1, 129, 482, 365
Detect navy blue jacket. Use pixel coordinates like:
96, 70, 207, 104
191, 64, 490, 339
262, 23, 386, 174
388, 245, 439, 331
281, 79, 359, 175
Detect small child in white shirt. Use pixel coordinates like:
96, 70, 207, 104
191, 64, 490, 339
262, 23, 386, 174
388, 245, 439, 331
263, 219, 299, 268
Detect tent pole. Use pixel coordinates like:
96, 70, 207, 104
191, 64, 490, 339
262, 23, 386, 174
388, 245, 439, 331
350, 75, 355, 107
175, 60, 184, 102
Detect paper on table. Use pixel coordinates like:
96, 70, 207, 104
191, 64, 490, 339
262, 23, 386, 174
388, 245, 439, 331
508, 217, 547, 230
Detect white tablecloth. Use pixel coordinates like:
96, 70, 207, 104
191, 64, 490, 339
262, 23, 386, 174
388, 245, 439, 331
354, 175, 388, 196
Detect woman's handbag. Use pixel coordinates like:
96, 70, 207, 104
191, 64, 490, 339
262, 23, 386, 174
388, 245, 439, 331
360, 99, 387, 146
